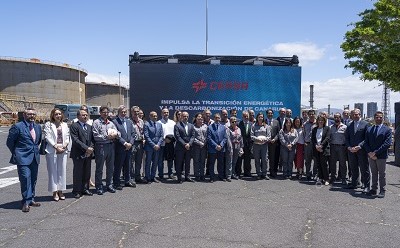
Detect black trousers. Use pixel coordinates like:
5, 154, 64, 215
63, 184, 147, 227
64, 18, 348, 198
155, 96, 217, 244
72, 157, 91, 193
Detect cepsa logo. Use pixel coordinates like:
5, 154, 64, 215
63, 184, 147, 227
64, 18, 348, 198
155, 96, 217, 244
192, 80, 249, 93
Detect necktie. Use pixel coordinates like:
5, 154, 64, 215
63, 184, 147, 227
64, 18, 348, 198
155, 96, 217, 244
122, 119, 127, 132
29, 123, 36, 141
374, 125, 379, 136
83, 123, 87, 131
354, 121, 358, 134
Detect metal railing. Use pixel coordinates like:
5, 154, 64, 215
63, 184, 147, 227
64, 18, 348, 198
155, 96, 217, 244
0, 56, 87, 74
0, 92, 73, 105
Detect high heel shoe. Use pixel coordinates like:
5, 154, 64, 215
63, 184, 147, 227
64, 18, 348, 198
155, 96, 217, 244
53, 192, 59, 202
58, 191, 65, 200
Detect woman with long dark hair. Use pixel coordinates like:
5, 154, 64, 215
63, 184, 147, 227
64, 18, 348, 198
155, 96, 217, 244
250, 112, 271, 180
311, 115, 331, 185
279, 118, 298, 179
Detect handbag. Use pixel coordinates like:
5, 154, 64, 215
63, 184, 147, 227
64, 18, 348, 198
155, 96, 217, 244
39, 139, 47, 155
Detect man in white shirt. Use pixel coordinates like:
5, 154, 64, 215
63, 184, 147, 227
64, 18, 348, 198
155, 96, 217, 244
157, 108, 176, 180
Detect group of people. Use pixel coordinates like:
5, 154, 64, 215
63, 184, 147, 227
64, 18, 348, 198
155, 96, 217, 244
6, 105, 392, 212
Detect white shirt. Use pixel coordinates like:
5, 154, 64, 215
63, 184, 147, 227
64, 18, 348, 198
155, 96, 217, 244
158, 118, 176, 146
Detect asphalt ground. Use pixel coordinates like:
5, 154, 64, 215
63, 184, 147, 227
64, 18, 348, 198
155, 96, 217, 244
0, 126, 399, 248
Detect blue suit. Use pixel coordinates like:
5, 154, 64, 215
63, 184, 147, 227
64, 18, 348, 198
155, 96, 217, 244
7, 120, 42, 205
144, 120, 164, 180
363, 124, 392, 192
345, 120, 370, 188
363, 125, 392, 159
112, 117, 136, 186
207, 122, 227, 180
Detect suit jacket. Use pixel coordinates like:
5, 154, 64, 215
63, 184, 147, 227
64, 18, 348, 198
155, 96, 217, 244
207, 122, 227, 153
267, 118, 280, 142
276, 116, 286, 130
7, 120, 42, 165
43, 121, 70, 154
144, 120, 164, 151
345, 120, 369, 148
69, 121, 95, 159
174, 121, 195, 151
112, 117, 136, 151
311, 126, 331, 156
238, 120, 252, 147
363, 124, 392, 159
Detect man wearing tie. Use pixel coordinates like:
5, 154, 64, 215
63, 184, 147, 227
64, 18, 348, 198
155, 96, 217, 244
70, 109, 95, 199
207, 113, 228, 182
345, 108, 370, 192
144, 111, 164, 183
112, 105, 136, 190
236, 111, 252, 178
363, 111, 392, 198
7, 108, 42, 212
174, 111, 195, 183
266, 109, 280, 178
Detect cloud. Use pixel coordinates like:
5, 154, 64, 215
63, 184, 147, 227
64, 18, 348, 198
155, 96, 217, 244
301, 76, 400, 116
262, 42, 325, 65
86, 72, 129, 88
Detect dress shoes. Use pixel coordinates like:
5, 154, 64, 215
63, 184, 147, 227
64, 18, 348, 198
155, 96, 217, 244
168, 174, 176, 180
200, 176, 206, 181
264, 175, 270, 180
115, 185, 123, 190
346, 184, 357, 189
377, 191, 385, 198
368, 189, 377, 197
74, 193, 82, 199
231, 175, 239, 180
107, 185, 116, 193
82, 189, 93, 196
125, 182, 136, 188
97, 188, 104, 195
209, 179, 214, 183
185, 177, 195, 183
22, 204, 30, 212
30, 201, 41, 207
136, 178, 148, 184
362, 187, 370, 194
53, 192, 59, 202
151, 178, 160, 183
177, 179, 183, 184
58, 191, 65, 200
226, 178, 232, 182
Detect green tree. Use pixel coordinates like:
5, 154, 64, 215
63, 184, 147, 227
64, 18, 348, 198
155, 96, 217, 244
341, 0, 400, 91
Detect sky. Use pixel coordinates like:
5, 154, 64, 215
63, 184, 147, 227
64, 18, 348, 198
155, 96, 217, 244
1, 0, 399, 119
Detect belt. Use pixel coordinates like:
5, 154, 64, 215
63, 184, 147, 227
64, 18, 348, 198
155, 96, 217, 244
331, 144, 345, 146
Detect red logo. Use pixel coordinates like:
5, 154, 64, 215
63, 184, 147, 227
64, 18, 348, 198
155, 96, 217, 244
192, 80, 207, 93
192, 80, 248, 93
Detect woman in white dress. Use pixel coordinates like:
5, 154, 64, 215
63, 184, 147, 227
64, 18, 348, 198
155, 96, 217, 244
44, 108, 70, 201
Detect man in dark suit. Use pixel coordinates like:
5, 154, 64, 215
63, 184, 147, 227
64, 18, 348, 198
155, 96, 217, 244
70, 109, 95, 199
345, 108, 370, 192
266, 109, 280, 178
236, 111, 252, 178
112, 105, 136, 190
207, 113, 228, 182
174, 111, 195, 183
7, 108, 42, 212
363, 111, 392, 198
144, 111, 164, 183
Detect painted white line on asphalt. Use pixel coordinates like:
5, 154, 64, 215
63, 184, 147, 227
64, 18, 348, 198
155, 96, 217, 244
0, 177, 19, 188
0, 165, 17, 175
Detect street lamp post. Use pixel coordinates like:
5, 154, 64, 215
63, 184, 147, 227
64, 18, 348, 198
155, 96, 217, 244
78, 63, 82, 105
118, 71, 122, 105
